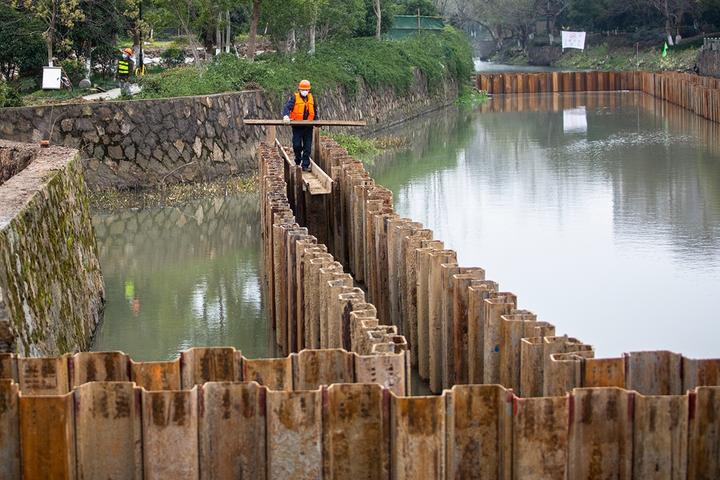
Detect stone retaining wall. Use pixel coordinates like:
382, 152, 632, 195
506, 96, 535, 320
0, 142, 34, 186
699, 48, 720, 78
0, 140, 104, 356
0, 73, 458, 190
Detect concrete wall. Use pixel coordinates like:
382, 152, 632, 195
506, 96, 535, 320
0, 141, 104, 356
0, 377, 717, 479
0, 73, 458, 190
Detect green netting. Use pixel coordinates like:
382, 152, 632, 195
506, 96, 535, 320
388, 15, 444, 40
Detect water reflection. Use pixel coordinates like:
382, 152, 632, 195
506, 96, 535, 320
474, 59, 562, 73
92, 193, 271, 360
370, 92, 720, 358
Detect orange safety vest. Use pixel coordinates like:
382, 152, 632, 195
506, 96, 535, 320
290, 92, 315, 121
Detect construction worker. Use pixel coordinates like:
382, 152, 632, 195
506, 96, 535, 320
117, 48, 135, 95
282, 79, 318, 172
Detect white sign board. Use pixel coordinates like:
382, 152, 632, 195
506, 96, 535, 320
42, 66, 62, 90
563, 107, 587, 133
561, 31, 586, 50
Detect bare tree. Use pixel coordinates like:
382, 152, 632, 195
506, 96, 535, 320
646, 0, 693, 44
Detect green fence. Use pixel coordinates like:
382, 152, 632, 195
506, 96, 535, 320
387, 15, 444, 40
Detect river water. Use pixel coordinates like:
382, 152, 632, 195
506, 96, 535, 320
92, 90, 719, 362
91, 193, 272, 360
369, 91, 720, 359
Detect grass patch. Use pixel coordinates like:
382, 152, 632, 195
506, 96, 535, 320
328, 133, 379, 158
555, 43, 699, 71
327, 132, 409, 162
138, 27, 473, 103
89, 174, 258, 211
457, 87, 489, 107
20, 76, 118, 106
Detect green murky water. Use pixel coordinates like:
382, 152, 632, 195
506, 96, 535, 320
91, 193, 272, 360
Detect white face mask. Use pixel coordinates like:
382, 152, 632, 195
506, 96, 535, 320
300, 89, 309, 97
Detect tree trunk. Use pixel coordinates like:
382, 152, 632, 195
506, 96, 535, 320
47, 0, 57, 66
373, 0, 382, 40
289, 29, 297, 53
248, 0, 261, 59
225, 10, 231, 53
216, 11, 222, 54
309, 16, 316, 55
664, 0, 674, 45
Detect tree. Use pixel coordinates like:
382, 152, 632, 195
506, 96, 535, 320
535, 0, 570, 43
67, 0, 127, 77
12, 0, 85, 66
354, 0, 395, 37
458, 0, 535, 50
247, 0, 261, 58
155, 0, 203, 63
396, 0, 439, 16
0, 3, 46, 79
316, 0, 365, 40
646, 0, 695, 44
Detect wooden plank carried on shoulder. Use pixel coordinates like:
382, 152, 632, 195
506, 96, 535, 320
244, 119, 367, 127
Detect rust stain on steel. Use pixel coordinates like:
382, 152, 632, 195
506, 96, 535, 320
20, 393, 76, 479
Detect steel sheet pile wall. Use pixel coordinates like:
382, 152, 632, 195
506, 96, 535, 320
258, 143, 410, 396
0, 346, 408, 394
310, 137, 720, 399
0, 378, 719, 478
477, 71, 720, 123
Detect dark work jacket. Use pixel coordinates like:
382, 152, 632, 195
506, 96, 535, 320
282, 93, 320, 120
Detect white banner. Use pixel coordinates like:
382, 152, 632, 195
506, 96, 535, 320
561, 31, 586, 50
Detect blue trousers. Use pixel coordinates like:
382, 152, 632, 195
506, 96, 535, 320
292, 126, 313, 168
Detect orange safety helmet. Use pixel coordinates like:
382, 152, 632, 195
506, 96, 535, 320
298, 79, 312, 90
122, 48, 133, 55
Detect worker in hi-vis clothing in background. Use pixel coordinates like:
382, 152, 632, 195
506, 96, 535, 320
117, 48, 135, 96
282, 79, 318, 172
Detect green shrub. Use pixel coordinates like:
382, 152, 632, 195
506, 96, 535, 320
0, 81, 23, 108
161, 47, 185, 67
138, 28, 473, 102
60, 58, 87, 85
